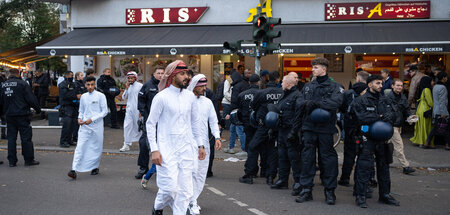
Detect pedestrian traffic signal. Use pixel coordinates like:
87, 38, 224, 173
253, 16, 267, 41
223, 40, 242, 53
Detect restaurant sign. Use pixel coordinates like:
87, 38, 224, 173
325, 1, 430, 21
126, 7, 208, 24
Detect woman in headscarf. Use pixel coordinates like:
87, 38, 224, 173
410, 76, 434, 148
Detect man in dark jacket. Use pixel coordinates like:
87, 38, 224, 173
33, 69, 49, 119
271, 75, 302, 196
295, 58, 343, 205
1, 68, 41, 167
240, 72, 282, 185
135, 67, 164, 179
237, 74, 260, 152
338, 71, 369, 187
386, 79, 415, 174
381, 69, 393, 95
97, 68, 120, 129
59, 71, 81, 148
72, 72, 87, 143
352, 75, 399, 208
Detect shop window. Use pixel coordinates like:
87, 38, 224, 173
212, 54, 244, 93
324, 54, 344, 73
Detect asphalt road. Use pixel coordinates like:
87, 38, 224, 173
0, 150, 448, 215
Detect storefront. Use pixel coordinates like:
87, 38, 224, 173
37, 0, 450, 89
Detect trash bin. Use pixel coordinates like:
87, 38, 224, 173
48, 111, 60, 126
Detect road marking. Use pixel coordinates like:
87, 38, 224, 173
227, 198, 248, 207
248, 208, 268, 215
206, 187, 226, 196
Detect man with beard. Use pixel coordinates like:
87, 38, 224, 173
119, 71, 143, 152
137, 66, 164, 182
187, 74, 222, 215
147, 60, 205, 215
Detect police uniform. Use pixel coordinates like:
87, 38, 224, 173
338, 82, 367, 185
240, 82, 282, 184
1, 75, 41, 166
272, 86, 302, 194
33, 73, 49, 118
97, 74, 119, 128
136, 75, 160, 178
59, 78, 79, 147
351, 90, 399, 208
72, 79, 87, 142
295, 74, 343, 205
237, 84, 259, 152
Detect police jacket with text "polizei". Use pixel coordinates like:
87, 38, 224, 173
59, 79, 78, 106
351, 90, 394, 127
277, 86, 300, 128
297, 76, 344, 134
237, 84, 260, 124
1, 76, 40, 117
138, 76, 160, 121
97, 75, 117, 99
251, 82, 283, 123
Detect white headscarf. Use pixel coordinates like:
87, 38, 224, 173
187, 74, 207, 92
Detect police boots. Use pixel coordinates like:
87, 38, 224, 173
270, 180, 288, 189
295, 188, 313, 203
239, 175, 254, 184
379, 194, 400, 206
266, 175, 275, 186
355, 195, 367, 208
324, 189, 336, 205
291, 183, 302, 196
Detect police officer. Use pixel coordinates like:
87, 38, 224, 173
135, 66, 164, 179
295, 57, 343, 205
32, 69, 49, 119
59, 71, 81, 148
338, 71, 369, 186
97, 68, 120, 129
237, 74, 260, 152
72, 72, 87, 144
239, 72, 282, 185
1, 68, 41, 167
351, 75, 399, 208
271, 75, 302, 196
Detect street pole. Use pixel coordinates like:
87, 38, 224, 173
255, 5, 262, 75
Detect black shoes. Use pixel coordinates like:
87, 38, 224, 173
60, 143, 70, 148
266, 176, 274, 186
135, 167, 148, 179
68, 170, 77, 179
152, 208, 163, 215
403, 167, 415, 174
338, 178, 350, 187
379, 194, 400, 206
356, 195, 367, 208
291, 183, 302, 196
111, 125, 120, 129
207, 171, 213, 178
295, 189, 313, 203
239, 175, 254, 184
24, 160, 40, 166
324, 190, 336, 205
270, 180, 288, 189
91, 168, 99, 175
0, 161, 3, 165
9, 162, 17, 167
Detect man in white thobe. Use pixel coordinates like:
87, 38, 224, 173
147, 60, 206, 215
119, 71, 143, 152
187, 74, 222, 215
68, 76, 108, 179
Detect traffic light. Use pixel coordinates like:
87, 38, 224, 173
262, 17, 281, 54
223, 40, 242, 53
252, 16, 266, 41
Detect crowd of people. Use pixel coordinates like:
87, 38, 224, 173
0, 57, 448, 214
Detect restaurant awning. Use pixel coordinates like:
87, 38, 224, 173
36, 21, 450, 56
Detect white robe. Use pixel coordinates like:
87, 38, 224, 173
72, 90, 108, 172
122, 82, 143, 145
191, 96, 220, 203
146, 85, 202, 215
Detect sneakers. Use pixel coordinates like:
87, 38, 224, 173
68, 170, 77, 179
91, 168, 99, 175
141, 175, 149, 189
188, 201, 201, 215
403, 167, 415, 174
235, 151, 247, 156
119, 145, 130, 152
224, 148, 235, 154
